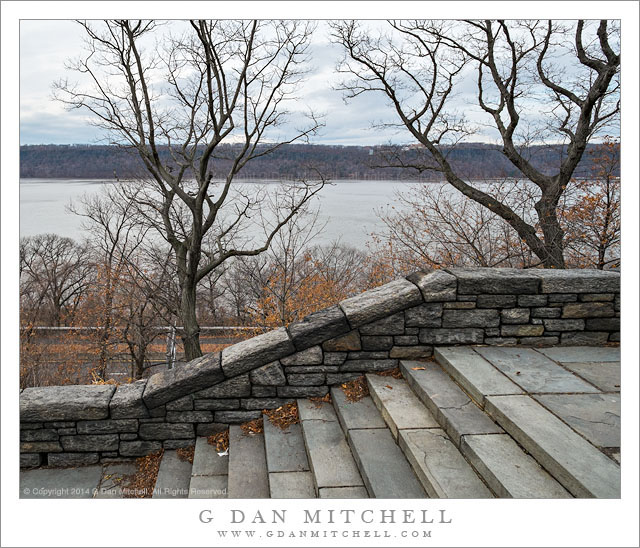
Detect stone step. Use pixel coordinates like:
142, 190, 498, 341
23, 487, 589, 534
297, 399, 366, 497
330, 387, 426, 499
188, 436, 228, 499
485, 395, 620, 498
227, 425, 270, 499
262, 414, 315, 498
153, 449, 192, 499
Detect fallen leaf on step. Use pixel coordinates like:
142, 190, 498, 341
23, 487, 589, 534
411, 367, 426, 370
385, 385, 393, 389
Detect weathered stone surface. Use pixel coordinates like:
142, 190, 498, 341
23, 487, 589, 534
166, 411, 213, 423
348, 428, 426, 498
48, 453, 100, 467
476, 295, 517, 308
347, 351, 389, 360
399, 428, 493, 498
20, 423, 44, 430
188, 475, 228, 499
284, 365, 338, 374
21, 385, 115, 422
196, 423, 228, 436
518, 294, 548, 306
249, 361, 287, 386
77, 419, 138, 435
501, 308, 530, 324
389, 345, 432, 359
419, 328, 484, 345
447, 267, 540, 295
138, 423, 194, 440
191, 436, 228, 476
331, 388, 386, 431
407, 269, 457, 302
60, 434, 119, 452
361, 336, 394, 351
322, 330, 361, 352
166, 396, 194, 411
193, 399, 240, 411
20, 429, 58, 442
240, 398, 287, 410
323, 352, 347, 365
405, 303, 443, 327
444, 301, 476, 309
476, 347, 599, 394
461, 434, 570, 498
563, 302, 614, 319
585, 318, 620, 331
193, 374, 250, 399
580, 293, 615, 302
318, 486, 368, 498
561, 361, 620, 392
148, 405, 167, 418
221, 327, 294, 378
538, 346, 620, 363
286, 373, 325, 386
152, 450, 192, 499
394, 335, 419, 345
543, 319, 585, 331
326, 372, 364, 385
269, 472, 316, 499
501, 325, 544, 337
534, 393, 620, 448
339, 359, 398, 372
263, 420, 309, 473
280, 346, 323, 366
358, 312, 405, 336
20, 454, 42, 468
276, 386, 328, 398
163, 439, 195, 449
119, 440, 163, 457
442, 309, 499, 328
20, 441, 62, 453
485, 395, 620, 498
120, 433, 138, 440
532, 307, 562, 318
143, 352, 224, 408
20, 465, 103, 499
110, 380, 149, 419
484, 337, 518, 346
534, 269, 620, 294
214, 410, 263, 423
288, 305, 351, 351
560, 332, 609, 345
549, 293, 578, 303
227, 425, 269, 498
340, 278, 422, 328
252, 386, 277, 397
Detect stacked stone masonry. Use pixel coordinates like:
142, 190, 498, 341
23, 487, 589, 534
20, 267, 620, 467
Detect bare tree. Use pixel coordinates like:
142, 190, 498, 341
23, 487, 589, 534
54, 20, 326, 360
332, 20, 620, 268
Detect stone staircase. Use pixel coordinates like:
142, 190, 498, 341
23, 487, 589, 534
145, 345, 619, 499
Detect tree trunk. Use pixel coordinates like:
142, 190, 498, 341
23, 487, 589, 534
180, 282, 202, 361
535, 198, 566, 269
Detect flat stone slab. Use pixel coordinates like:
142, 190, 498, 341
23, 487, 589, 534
534, 393, 620, 448
153, 450, 192, 499
94, 462, 138, 498
299, 403, 364, 490
399, 428, 493, 498
537, 346, 620, 363
434, 347, 525, 403
437, 402, 504, 447
348, 428, 426, 498
21, 385, 115, 422
190, 437, 229, 476
227, 426, 269, 498
20, 465, 102, 498
263, 419, 309, 473
188, 475, 227, 499
560, 361, 620, 392
476, 347, 599, 394
221, 327, 294, 378
366, 374, 439, 440
461, 434, 571, 498
318, 486, 368, 498
269, 471, 316, 498
485, 395, 620, 498
446, 267, 540, 295
330, 388, 386, 431
297, 398, 338, 422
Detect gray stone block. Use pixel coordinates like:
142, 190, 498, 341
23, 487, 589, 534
323, 352, 347, 365
193, 399, 240, 411
48, 453, 100, 467
442, 309, 499, 328
326, 372, 364, 385
166, 411, 213, 423
193, 374, 250, 399
580, 293, 615, 302
152, 450, 192, 499
214, 410, 262, 423
405, 303, 443, 327
240, 398, 287, 410
252, 386, 277, 397
543, 319, 585, 331
138, 423, 194, 440
163, 439, 195, 449
447, 267, 540, 295
394, 335, 419, 345
119, 440, 163, 457
249, 361, 287, 386
20, 453, 42, 468
339, 359, 398, 372
562, 302, 615, 318
60, 434, 119, 452
560, 332, 609, 345
21, 385, 115, 422
501, 308, 530, 324
110, 381, 149, 419
532, 307, 562, 318
347, 351, 389, 360
318, 486, 368, 498
519, 336, 560, 346
322, 330, 361, 351
361, 336, 394, 351
120, 433, 138, 440
166, 396, 194, 411
227, 425, 269, 498
284, 365, 338, 374
537, 346, 620, 363
340, 278, 422, 328
286, 373, 325, 386
143, 352, 224, 408
191, 436, 228, 476
20, 465, 103, 499
77, 419, 138, 435
221, 328, 294, 378
561, 361, 620, 392
188, 475, 228, 499
269, 471, 315, 499
280, 346, 323, 366
148, 405, 166, 418
277, 386, 328, 398
407, 270, 457, 302
549, 293, 578, 303
419, 328, 484, 344
444, 301, 476, 309
534, 269, 619, 294
288, 305, 351, 351
331, 388, 386, 431
263, 419, 309, 473
20, 441, 62, 453
501, 325, 544, 337
196, 423, 228, 436
477, 295, 517, 308
389, 345, 432, 359
518, 294, 548, 306
358, 312, 405, 335
20, 423, 44, 430
484, 337, 518, 346
585, 318, 620, 331
20, 429, 58, 442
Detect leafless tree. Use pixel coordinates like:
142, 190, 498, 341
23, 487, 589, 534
54, 20, 326, 359
332, 20, 620, 268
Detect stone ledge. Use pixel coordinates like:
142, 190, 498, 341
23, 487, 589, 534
533, 269, 620, 294
20, 385, 116, 422
221, 327, 294, 378
446, 267, 541, 295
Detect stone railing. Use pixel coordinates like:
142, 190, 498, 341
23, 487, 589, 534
20, 267, 620, 468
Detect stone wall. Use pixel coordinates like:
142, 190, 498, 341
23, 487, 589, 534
20, 267, 620, 468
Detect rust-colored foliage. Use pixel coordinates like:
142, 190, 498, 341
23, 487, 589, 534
176, 445, 195, 464
341, 376, 369, 402
376, 366, 403, 379
240, 418, 264, 435
207, 429, 229, 452
263, 402, 300, 430
122, 449, 164, 498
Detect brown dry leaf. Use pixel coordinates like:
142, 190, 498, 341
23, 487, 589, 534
411, 367, 426, 371
122, 449, 164, 498
376, 366, 403, 379
176, 445, 195, 464
340, 376, 369, 402
207, 429, 229, 452
240, 418, 264, 435
309, 392, 332, 408
264, 402, 299, 430
385, 384, 393, 389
